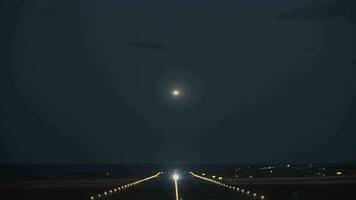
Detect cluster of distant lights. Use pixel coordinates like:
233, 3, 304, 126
89, 172, 162, 200
190, 172, 265, 200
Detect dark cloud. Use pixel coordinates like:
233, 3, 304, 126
292, 98, 356, 163
37, 6, 63, 18
128, 41, 168, 51
301, 98, 356, 163
277, 0, 356, 24
195, 59, 356, 163
1, 0, 162, 163
305, 47, 317, 53
2, 0, 356, 164
35, 2, 78, 19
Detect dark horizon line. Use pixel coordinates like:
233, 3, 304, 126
1, 162, 355, 166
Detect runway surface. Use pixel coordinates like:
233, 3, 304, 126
2, 172, 356, 200
106, 173, 252, 200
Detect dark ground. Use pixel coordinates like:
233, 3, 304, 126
1, 173, 356, 200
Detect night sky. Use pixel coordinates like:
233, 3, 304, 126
1, 0, 356, 164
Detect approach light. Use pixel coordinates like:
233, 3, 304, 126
173, 173, 179, 181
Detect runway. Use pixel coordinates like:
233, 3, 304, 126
94, 172, 264, 200
2, 171, 356, 200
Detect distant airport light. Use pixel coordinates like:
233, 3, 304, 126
218, 177, 223, 180
212, 175, 216, 178
336, 171, 342, 175
202, 173, 206, 176
90, 196, 94, 200
261, 195, 265, 199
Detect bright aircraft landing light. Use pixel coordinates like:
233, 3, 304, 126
171, 89, 181, 97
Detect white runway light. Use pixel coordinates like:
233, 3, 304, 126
189, 172, 266, 200
88, 172, 161, 200
173, 174, 179, 181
